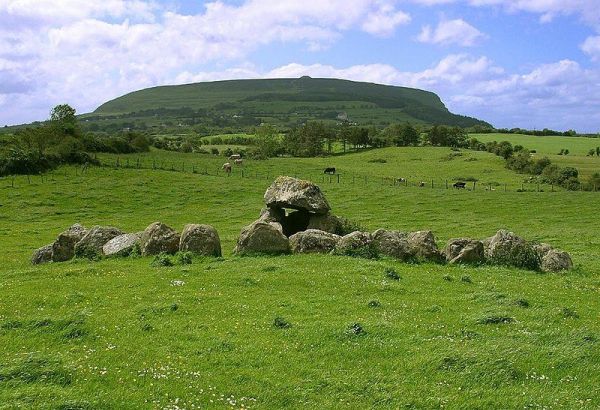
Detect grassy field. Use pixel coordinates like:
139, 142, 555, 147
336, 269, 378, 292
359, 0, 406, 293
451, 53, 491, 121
472, 133, 600, 179
95, 145, 551, 191
1, 144, 600, 408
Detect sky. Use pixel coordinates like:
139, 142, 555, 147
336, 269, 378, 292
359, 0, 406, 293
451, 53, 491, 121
1, 0, 600, 132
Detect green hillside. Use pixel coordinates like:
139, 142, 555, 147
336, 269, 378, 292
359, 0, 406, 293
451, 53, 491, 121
90, 77, 490, 130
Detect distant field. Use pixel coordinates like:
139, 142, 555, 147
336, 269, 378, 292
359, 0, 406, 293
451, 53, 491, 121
1, 161, 599, 408
95, 146, 544, 190
471, 133, 600, 156
471, 133, 600, 178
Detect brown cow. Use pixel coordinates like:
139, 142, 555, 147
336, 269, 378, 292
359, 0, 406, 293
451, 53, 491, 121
222, 162, 232, 174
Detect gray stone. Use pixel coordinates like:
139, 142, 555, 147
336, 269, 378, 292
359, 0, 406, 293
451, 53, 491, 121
264, 176, 330, 214
32, 244, 53, 265
407, 230, 442, 262
541, 249, 573, 272
75, 226, 123, 258
444, 238, 485, 264
234, 221, 290, 255
140, 222, 180, 256
258, 207, 285, 224
102, 233, 141, 257
307, 214, 343, 235
372, 229, 412, 260
335, 231, 374, 256
179, 224, 222, 256
484, 229, 539, 270
533, 243, 553, 260
289, 229, 340, 254
52, 223, 87, 262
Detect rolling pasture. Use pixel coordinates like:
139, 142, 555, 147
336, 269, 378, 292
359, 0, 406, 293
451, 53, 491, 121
473, 133, 600, 179
1, 142, 599, 408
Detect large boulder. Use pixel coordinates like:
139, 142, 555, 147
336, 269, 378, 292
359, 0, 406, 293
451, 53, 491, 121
307, 214, 343, 235
484, 230, 539, 270
103, 233, 142, 257
234, 221, 290, 255
407, 231, 443, 262
264, 176, 330, 214
335, 231, 376, 257
140, 222, 180, 256
179, 224, 222, 256
289, 229, 340, 254
372, 229, 412, 260
51, 223, 87, 262
74, 226, 123, 258
32, 244, 53, 265
444, 238, 485, 265
541, 249, 573, 272
258, 207, 285, 224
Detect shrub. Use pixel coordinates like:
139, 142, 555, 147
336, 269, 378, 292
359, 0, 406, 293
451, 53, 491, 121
476, 315, 515, 325
151, 253, 174, 267
273, 317, 291, 329
174, 251, 193, 265
384, 267, 400, 280
210, 148, 219, 155
515, 298, 530, 308
335, 217, 365, 236
346, 323, 365, 335
461, 275, 473, 283
368, 158, 387, 163
367, 300, 381, 308
488, 243, 541, 271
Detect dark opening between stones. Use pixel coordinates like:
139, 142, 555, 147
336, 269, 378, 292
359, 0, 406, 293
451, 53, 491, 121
281, 209, 311, 237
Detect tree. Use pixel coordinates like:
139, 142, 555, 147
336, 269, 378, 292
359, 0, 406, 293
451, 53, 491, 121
283, 121, 329, 157
50, 104, 79, 137
255, 124, 280, 158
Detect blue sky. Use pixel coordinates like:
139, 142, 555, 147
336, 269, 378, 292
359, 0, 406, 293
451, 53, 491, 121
1, 0, 600, 131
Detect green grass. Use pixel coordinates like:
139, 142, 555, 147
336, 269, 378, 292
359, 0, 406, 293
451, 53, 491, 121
90, 77, 489, 128
471, 133, 600, 179
95, 145, 553, 191
1, 150, 600, 408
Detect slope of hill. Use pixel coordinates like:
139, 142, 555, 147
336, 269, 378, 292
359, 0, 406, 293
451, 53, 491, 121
90, 77, 491, 129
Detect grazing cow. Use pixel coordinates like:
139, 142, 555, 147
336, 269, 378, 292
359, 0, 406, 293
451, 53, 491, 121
324, 167, 336, 175
396, 177, 406, 184
234, 158, 243, 166
222, 162, 232, 174
229, 154, 241, 161
453, 182, 466, 189
419, 181, 425, 187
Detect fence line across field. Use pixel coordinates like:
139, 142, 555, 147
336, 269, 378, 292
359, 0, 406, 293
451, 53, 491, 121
4, 157, 594, 193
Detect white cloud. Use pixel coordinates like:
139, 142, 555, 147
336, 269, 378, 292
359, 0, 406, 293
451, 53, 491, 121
208, 56, 600, 132
417, 19, 486, 46
581, 36, 600, 61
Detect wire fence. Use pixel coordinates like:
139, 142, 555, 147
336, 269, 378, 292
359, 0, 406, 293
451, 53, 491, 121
3, 156, 591, 194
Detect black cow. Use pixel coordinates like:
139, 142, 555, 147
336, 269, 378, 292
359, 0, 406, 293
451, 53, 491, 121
324, 167, 336, 175
453, 182, 466, 189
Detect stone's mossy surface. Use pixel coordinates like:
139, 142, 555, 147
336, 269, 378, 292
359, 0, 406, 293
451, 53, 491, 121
140, 222, 180, 256
234, 221, 290, 255
179, 224, 222, 256
444, 238, 485, 265
52, 223, 87, 262
335, 231, 374, 255
75, 226, 123, 258
541, 248, 573, 272
372, 229, 412, 260
307, 214, 343, 235
289, 229, 340, 254
264, 176, 331, 214
32, 244, 53, 265
103, 233, 142, 257
484, 230, 539, 270
407, 231, 443, 262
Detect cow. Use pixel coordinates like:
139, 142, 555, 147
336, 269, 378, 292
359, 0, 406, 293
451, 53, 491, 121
229, 154, 241, 161
222, 162, 232, 174
419, 181, 425, 188
234, 158, 243, 166
396, 177, 406, 184
324, 167, 336, 175
453, 182, 466, 189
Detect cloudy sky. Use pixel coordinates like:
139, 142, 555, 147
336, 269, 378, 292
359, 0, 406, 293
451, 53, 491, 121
1, 0, 600, 131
